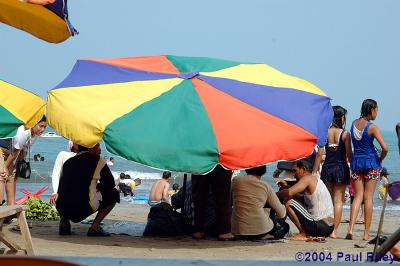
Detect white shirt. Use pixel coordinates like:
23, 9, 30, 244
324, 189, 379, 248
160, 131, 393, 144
13, 125, 37, 151
51, 151, 76, 194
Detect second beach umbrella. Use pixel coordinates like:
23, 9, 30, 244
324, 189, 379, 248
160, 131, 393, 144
0, 79, 46, 138
47, 55, 333, 174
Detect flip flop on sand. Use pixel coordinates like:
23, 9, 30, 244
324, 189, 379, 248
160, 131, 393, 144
354, 241, 370, 248
306, 236, 326, 243
11, 222, 33, 232
345, 233, 353, 240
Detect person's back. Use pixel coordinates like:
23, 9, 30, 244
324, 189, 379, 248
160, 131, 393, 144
350, 120, 380, 168
148, 171, 171, 206
57, 152, 105, 221
232, 175, 285, 236
149, 179, 169, 202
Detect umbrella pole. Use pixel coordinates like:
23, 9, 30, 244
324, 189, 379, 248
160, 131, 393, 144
370, 183, 400, 262
371, 183, 388, 262
181, 174, 187, 217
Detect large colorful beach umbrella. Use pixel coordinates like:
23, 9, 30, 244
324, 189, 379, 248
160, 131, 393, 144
0, 0, 77, 43
47, 55, 333, 174
0, 79, 46, 138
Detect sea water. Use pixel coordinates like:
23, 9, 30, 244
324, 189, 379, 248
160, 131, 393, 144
15, 131, 400, 210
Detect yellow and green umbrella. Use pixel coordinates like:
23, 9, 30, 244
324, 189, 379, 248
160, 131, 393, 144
47, 55, 332, 174
0, 79, 46, 138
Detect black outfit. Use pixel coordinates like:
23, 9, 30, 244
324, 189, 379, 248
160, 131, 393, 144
290, 199, 334, 237
191, 165, 232, 235
56, 152, 120, 223
321, 130, 350, 185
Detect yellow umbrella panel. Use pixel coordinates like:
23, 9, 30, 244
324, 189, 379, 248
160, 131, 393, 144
0, 80, 46, 138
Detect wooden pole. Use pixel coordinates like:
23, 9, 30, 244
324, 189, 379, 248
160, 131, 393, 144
372, 183, 388, 261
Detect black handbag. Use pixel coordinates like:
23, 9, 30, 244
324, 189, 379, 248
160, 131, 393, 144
16, 145, 31, 179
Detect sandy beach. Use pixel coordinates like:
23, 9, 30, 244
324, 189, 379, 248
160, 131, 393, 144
1, 203, 398, 261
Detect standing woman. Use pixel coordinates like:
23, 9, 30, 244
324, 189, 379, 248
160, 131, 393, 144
0, 116, 47, 205
320, 106, 352, 239
346, 99, 388, 241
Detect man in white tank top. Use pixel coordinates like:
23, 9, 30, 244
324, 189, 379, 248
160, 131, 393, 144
277, 159, 334, 240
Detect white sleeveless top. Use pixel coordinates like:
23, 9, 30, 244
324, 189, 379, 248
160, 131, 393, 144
304, 178, 334, 220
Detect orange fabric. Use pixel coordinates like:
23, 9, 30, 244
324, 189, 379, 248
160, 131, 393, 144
90, 55, 180, 74
192, 78, 317, 169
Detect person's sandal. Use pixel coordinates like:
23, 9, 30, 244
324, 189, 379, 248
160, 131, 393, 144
345, 233, 353, 240
87, 227, 111, 237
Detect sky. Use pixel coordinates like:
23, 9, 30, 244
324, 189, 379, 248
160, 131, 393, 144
1, 0, 399, 131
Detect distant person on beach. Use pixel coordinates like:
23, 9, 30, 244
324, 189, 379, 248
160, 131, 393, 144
169, 183, 180, 197
118, 174, 141, 197
232, 165, 288, 240
0, 116, 47, 206
319, 106, 352, 239
148, 171, 171, 206
107, 157, 114, 166
56, 143, 120, 236
192, 165, 235, 241
50, 142, 78, 205
346, 99, 388, 241
277, 159, 334, 241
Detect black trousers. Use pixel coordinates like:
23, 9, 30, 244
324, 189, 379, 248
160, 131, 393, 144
192, 165, 232, 235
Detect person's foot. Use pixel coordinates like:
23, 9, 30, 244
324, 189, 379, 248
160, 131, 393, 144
59, 216, 71, 235
363, 233, 370, 241
218, 232, 235, 241
330, 230, 337, 239
87, 227, 111, 237
192, 231, 205, 240
288, 233, 308, 241
260, 234, 275, 240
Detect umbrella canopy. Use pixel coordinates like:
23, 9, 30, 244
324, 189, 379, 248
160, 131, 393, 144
0, 0, 77, 43
47, 55, 333, 173
0, 79, 46, 138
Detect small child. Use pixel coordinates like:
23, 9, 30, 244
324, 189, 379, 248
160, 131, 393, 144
119, 175, 141, 197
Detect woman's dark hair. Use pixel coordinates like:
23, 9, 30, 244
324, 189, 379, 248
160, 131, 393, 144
245, 165, 267, 176
332, 105, 347, 129
360, 99, 378, 118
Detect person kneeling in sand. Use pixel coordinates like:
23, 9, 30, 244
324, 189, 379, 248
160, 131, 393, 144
148, 171, 171, 206
232, 165, 288, 240
56, 143, 120, 236
277, 159, 334, 241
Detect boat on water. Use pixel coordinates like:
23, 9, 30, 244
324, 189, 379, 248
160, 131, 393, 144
41, 132, 61, 138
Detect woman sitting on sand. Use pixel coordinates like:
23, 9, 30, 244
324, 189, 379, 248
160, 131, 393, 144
346, 99, 388, 241
231, 165, 288, 240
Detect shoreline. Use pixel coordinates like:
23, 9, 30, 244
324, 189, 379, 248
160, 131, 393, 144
2, 203, 399, 260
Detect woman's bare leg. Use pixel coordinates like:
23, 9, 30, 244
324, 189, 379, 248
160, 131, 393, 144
4, 178, 15, 205
347, 177, 364, 237
363, 178, 377, 240
331, 183, 346, 238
